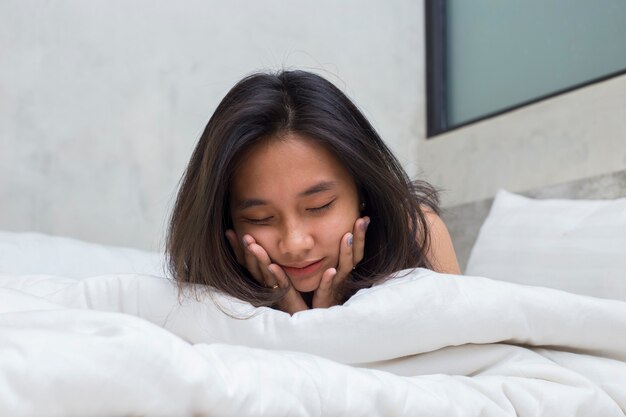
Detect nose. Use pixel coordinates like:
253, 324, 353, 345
278, 219, 314, 259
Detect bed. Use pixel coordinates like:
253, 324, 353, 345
1, 170, 625, 416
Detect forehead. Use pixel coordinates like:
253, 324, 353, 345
230, 133, 353, 200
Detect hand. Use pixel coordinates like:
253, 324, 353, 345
225, 215, 370, 314
225, 230, 308, 314
311, 216, 369, 308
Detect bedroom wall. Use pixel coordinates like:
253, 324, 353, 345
418, 73, 626, 207
2, 1, 624, 251
0, 1, 423, 251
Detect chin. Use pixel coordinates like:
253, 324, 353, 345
290, 276, 322, 293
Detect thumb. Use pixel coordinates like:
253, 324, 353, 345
312, 268, 337, 308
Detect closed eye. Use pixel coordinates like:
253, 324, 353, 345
244, 216, 273, 225
307, 199, 335, 213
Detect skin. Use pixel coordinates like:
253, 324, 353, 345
422, 208, 461, 275
226, 133, 369, 314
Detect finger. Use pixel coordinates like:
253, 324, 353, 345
352, 216, 369, 266
312, 268, 337, 308
225, 229, 244, 264
244, 237, 277, 287
238, 235, 261, 282
268, 264, 308, 314
252, 248, 280, 289
336, 231, 354, 279
241, 234, 278, 286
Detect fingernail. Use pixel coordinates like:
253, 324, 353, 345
361, 218, 370, 231
347, 234, 353, 247
242, 238, 248, 248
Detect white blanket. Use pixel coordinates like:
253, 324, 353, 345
1, 269, 625, 416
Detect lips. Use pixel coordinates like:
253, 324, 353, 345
279, 259, 324, 278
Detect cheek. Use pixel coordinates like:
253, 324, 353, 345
234, 225, 277, 250
314, 210, 359, 248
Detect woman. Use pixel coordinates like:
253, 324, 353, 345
166, 70, 459, 314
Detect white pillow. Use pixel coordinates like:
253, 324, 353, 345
465, 190, 626, 301
0, 231, 166, 278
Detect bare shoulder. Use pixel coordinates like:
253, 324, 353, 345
420, 205, 462, 275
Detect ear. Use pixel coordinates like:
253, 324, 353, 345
225, 229, 245, 265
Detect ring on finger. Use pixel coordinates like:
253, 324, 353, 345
267, 283, 280, 289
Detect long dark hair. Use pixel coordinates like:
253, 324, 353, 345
166, 70, 439, 308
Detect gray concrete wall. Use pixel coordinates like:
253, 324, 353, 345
418, 73, 626, 207
2, 1, 624, 251
0, 1, 423, 250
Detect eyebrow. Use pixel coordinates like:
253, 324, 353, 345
299, 180, 337, 197
235, 181, 337, 211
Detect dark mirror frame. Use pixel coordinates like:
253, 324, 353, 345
425, 0, 447, 138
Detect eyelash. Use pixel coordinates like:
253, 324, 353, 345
245, 217, 272, 225
307, 199, 335, 213
244, 200, 335, 225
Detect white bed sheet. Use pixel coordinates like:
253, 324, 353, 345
1, 269, 625, 416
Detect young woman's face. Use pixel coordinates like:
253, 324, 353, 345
229, 133, 360, 293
